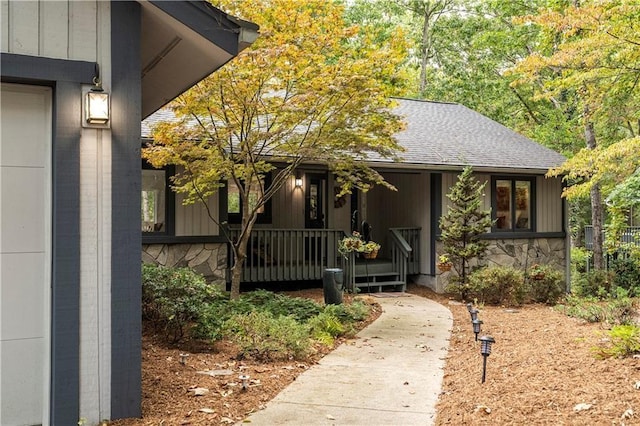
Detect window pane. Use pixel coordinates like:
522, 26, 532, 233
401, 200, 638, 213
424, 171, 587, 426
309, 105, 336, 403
515, 181, 531, 229
496, 180, 512, 230
141, 169, 166, 232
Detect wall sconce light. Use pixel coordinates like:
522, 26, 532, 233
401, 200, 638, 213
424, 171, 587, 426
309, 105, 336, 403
295, 172, 303, 187
83, 65, 110, 128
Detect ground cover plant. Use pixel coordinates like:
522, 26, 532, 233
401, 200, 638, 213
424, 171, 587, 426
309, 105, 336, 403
115, 267, 639, 425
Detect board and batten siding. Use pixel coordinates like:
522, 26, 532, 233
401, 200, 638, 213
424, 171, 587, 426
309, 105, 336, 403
1, 0, 105, 62
2, 1, 115, 423
175, 193, 220, 236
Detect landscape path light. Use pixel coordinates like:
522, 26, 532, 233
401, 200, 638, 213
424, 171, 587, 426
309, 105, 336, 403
469, 308, 479, 322
472, 319, 483, 341
239, 374, 250, 391
479, 335, 495, 384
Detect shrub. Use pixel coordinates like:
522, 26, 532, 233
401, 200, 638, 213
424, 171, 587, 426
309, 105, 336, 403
555, 293, 637, 326
571, 270, 615, 298
527, 265, 565, 304
307, 311, 345, 345
571, 247, 591, 275
141, 264, 225, 342
466, 266, 526, 306
593, 325, 640, 359
610, 257, 640, 296
323, 299, 370, 323
223, 311, 312, 361
237, 289, 323, 322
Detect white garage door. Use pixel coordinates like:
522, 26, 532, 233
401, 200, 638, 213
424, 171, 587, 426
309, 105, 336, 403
0, 83, 52, 425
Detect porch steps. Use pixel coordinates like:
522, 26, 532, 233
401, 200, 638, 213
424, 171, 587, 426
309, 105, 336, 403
354, 258, 405, 292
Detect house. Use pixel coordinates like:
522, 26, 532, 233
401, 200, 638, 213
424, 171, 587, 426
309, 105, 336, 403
0, 1, 258, 424
141, 98, 569, 293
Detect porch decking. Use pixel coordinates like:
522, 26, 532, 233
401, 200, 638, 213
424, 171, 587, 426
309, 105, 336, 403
228, 227, 421, 292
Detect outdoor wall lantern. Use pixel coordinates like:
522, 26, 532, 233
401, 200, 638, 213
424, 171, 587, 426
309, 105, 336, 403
469, 308, 479, 322
472, 319, 483, 341
295, 172, 303, 188
479, 335, 496, 384
83, 64, 110, 128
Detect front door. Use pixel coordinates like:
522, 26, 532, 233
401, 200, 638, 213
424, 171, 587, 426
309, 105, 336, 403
305, 173, 326, 229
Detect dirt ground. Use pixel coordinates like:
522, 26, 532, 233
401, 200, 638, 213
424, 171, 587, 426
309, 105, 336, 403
112, 284, 640, 426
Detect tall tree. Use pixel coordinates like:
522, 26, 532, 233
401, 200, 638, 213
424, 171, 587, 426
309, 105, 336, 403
511, 0, 640, 268
143, 0, 407, 299
439, 166, 494, 291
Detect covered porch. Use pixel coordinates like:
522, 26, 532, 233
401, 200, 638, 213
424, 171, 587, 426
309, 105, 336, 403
228, 227, 421, 292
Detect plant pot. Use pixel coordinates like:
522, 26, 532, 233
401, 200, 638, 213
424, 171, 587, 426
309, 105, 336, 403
363, 249, 378, 259
437, 263, 452, 272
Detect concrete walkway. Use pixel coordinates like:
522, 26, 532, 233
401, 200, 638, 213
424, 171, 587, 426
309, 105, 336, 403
239, 293, 453, 425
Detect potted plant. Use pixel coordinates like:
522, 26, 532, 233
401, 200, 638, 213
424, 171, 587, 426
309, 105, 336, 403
437, 254, 453, 272
338, 231, 380, 259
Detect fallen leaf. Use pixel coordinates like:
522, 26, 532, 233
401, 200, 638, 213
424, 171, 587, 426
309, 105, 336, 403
574, 403, 592, 412
198, 408, 216, 414
474, 405, 491, 414
634, 381, 640, 390
188, 387, 209, 397
326, 414, 335, 420
220, 417, 234, 424
197, 369, 233, 377
621, 408, 634, 419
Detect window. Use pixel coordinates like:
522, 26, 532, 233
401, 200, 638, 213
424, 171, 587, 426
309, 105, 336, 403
492, 177, 534, 232
227, 173, 272, 224
142, 169, 166, 232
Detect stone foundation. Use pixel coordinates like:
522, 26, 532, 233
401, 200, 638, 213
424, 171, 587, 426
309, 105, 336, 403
142, 243, 228, 284
431, 237, 567, 293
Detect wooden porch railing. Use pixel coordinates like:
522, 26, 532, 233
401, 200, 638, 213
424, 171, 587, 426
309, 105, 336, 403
390, 227, 421, 275
228, 229, 345, 282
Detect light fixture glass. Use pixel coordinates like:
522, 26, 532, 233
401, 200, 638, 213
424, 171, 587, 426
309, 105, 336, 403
85, 90, 110, 125
295, 173, 303, 187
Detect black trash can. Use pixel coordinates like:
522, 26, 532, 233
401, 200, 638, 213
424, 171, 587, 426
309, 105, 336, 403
323, 268, 344, 305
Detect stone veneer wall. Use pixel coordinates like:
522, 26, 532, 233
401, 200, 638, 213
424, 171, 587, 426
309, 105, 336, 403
432, 237, 566, 293
142, 243, 228, 283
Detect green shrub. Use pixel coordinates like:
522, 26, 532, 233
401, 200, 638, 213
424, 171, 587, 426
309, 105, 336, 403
141, 264, 225, 342
555, 293, 636, 326
307, 311, 345, 345
571, 270, 615, 298
466, 266, 526, 306
593, 325, 640, 359
323, 299, 370, 323
237, 289, 323, 322
571, 247, 591, 275
527, 265, 565, 304
223, 311, 312, 361
610, 257, 640, 296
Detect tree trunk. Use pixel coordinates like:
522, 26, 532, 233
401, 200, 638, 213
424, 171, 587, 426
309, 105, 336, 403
229, 242, 247, 300
419, 8, 431, 96
584, 119, 605, 269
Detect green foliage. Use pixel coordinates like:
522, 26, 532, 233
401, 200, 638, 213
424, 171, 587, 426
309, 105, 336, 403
236, 289, 323, 322
306, 311, 345, 346
463, 266, 526, 306
593, 325, 640, 359
555, 293, 636, 326
527, 264, 566, 304
610, 257, 640, 297
141, 264, 225, 342
439, 166, 494, 288
571, 246, 591, 275
571, 270, 615, 298
223, 311, 312, 361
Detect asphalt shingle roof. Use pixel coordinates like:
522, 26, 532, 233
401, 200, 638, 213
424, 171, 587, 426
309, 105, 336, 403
380, 98, 566, 172
141, 97, 566, 173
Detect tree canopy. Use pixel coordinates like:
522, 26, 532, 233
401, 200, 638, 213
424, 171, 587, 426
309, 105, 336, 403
143, 0, 409, 298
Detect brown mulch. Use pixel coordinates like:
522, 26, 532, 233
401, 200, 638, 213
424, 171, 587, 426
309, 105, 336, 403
112, 284, 640, 426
